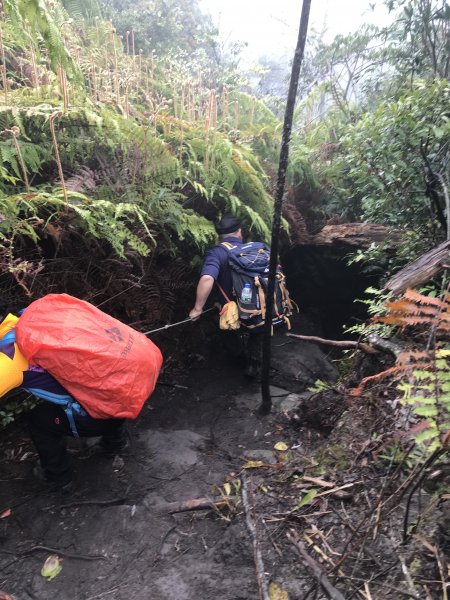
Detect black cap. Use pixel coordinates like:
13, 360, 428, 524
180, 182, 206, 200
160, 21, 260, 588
215, 214, 241, 235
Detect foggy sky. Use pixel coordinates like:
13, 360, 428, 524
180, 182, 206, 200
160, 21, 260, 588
199, 0, 391, 62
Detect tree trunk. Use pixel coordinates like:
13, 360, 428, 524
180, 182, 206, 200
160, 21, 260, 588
260, 0, 312, 415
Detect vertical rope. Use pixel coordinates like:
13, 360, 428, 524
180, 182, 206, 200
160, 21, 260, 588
260, 0, 312, 415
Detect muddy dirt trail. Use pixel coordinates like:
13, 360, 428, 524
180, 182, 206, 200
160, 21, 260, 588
0, 328, 337, 600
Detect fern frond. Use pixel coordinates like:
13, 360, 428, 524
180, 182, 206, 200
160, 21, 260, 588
374, 288, 450, 334
403, 288, 446, 308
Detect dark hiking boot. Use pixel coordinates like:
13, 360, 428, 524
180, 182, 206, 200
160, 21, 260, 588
244, 359, 261, 380
33, 462, 73, 493
81, 436, 130, 458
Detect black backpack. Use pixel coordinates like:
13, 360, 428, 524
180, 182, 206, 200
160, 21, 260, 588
221, 241, 296, 329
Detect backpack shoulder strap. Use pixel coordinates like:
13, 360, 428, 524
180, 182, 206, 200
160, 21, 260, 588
215, 280, 231, 303
220, 241, 237, 251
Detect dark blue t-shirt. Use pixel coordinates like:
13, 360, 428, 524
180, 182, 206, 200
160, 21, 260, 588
200, 236, 242, 305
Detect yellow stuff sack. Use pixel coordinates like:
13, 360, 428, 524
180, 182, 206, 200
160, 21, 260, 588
219, 301, 240, 331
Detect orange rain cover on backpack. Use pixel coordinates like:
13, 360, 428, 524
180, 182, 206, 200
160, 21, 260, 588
16, 294, 163, 419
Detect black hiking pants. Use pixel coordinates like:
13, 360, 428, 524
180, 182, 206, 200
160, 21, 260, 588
220, 329, 263, 376
29, 401, 126, 484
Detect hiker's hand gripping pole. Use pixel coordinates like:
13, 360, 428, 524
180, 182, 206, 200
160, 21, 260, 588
143, 306, 218, 336
189, 274, 215, 321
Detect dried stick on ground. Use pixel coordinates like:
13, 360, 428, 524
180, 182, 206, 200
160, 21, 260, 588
402, 447, 445, 542
163, 496, 233, 514
241, 472, 270, 600
398, 554, 421, 599
287, 531, 346, 600
286, 333, 378, 355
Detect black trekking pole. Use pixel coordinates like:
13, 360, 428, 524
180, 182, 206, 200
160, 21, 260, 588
260, 0, 312, 415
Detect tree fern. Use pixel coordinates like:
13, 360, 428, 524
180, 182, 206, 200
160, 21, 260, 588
399, 350, 450, 452
172, 210, 216, 248
0, 190, 155, 262
0, 143, 20, 179
0, 0, 284, 296
61, 0, 102, 21
352, 288, 450, 454
230, 147, 273, 226
239, 204, 271, 240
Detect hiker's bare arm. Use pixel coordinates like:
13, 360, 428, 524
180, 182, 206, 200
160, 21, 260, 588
189, 275, 214, 320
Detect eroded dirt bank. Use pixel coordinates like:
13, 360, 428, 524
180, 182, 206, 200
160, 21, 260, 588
0, 321, 447, 599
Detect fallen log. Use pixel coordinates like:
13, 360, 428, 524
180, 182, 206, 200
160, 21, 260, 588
286, 333, 378, 354
385, 239, 450, 295
308, 223, 401, 248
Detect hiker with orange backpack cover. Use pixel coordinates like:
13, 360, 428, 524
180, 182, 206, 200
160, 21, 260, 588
0, 296, 163, 490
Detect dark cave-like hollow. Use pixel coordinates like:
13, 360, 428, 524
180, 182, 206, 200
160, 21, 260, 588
282, 245, 382, 340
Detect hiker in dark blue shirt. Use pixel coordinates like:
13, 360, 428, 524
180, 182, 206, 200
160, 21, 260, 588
189, 214, 262, 378
189, 215, 243, 319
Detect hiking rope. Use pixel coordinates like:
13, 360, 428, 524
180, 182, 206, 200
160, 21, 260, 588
143, 306, 217, 336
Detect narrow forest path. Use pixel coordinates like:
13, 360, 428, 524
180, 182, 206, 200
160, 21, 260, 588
1, 325, 447, 600
0, 327, 337, 600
